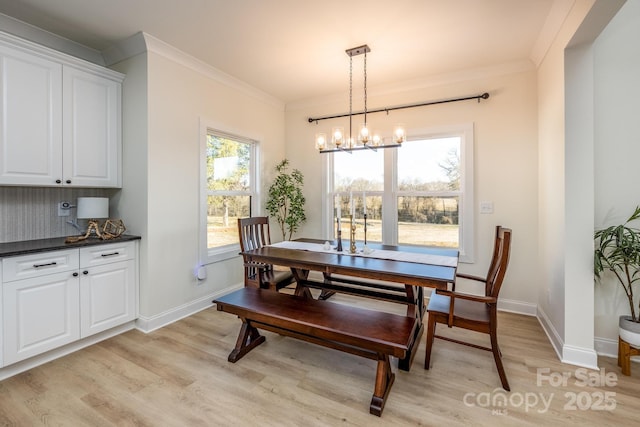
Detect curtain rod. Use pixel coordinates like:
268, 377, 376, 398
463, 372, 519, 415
308, 92, 489, 123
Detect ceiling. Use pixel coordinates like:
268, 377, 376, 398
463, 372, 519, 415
0, 0, 574, 104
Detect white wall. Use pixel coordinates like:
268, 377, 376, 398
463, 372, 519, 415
286, 67, 540, 312
593, 0, 640, 345
110, 52, 150, 316
111, 37, 287, 328
537, 0, 627, 367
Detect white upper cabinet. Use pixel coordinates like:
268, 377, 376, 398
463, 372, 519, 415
63, 66, 121, 187
0, 32, 123, 187
0, 44, 63, 185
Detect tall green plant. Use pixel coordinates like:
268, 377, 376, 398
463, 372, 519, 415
266, 159, 306, 240
594, 206, 640, 322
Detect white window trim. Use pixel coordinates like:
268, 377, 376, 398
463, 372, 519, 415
322, 122, 474, 263
199, 118, 260, 264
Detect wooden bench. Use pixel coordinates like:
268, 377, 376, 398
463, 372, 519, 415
213, 287, 417, 416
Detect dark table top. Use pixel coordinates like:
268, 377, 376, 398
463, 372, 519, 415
242, 238, 458, 288
0, 234, 141, 258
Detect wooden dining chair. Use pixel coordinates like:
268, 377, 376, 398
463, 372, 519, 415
424, 225, 512, 391
237, 217, 295, 291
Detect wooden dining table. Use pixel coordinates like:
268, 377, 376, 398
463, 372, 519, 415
240, 238, 459, 370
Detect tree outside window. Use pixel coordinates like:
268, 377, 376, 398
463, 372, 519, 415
206, 132, 254, 249
329, 130, 471, 256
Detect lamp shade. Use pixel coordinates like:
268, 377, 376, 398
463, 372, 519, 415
77, 197, 109, 219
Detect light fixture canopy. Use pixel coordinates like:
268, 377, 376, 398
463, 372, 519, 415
314, 44, 404, 153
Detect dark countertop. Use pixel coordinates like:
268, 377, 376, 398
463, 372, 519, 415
0, 235, 141, 258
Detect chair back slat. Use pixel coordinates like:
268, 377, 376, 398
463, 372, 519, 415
486, 226, 512, 298
238, 217, 272, 252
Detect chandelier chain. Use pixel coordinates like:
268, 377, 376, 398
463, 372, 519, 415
363, 50, 367, 126
349, 54, 353, 143
314, 44, 422, 152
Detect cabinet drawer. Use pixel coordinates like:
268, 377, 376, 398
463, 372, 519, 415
80, 241, 135, 267
2, 249, 79, 282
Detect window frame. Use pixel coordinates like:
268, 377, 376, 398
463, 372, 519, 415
323, 123, 474, 263
199, 118, 259, 264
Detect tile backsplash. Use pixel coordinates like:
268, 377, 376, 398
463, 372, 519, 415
0, 187, 119, 243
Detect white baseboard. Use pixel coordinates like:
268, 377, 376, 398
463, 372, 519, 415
135, 283, 243, 333
595, 336, 618, 359
562, 344, 599, 370
498, 298, 537, 316
0, 321, 135, 381
537, 307, 599, 370
536, 306, 564, 362
595, 335, 640, 366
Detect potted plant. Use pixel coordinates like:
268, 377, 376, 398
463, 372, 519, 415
266, 159, 306, 241
594, 206, 640, 347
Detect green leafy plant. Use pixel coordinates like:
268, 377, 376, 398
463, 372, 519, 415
266, 159, 306, 240
594, 206, 640, 322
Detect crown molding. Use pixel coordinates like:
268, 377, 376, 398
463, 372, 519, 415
0, 13, 105, 66
104, 31, 284, 110
101, 31, 147, 66
530, 0, 575, 67
0, 29, 123, 81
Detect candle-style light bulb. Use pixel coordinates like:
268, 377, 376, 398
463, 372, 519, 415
332, 127, 344, 147
359, 123, 370, 144
394, 125, 406, 144
315, 133, 326, 150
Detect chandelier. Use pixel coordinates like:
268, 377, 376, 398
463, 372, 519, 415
314, 44, 405, 153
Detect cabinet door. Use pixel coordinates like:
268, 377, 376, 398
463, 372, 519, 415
80, 259, 135, 337
63, 66, 121, 187
3, 271, 80, 365
0, 45, 63, 186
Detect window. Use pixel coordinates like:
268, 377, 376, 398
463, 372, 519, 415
201, 122, 258, 262
326, 124, 474, 262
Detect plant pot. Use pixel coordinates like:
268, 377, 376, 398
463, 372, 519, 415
619, 315, 640, 347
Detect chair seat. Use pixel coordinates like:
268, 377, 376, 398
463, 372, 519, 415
262, 269, 294, 289
427, 292, 490, 324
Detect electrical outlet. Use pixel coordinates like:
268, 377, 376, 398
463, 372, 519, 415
58, 201, 71, 217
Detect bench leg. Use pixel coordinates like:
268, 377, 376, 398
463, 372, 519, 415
370, 354, 395, 417
228, 319, 266, 363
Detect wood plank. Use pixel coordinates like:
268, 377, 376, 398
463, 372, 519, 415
1, 293, 639, 425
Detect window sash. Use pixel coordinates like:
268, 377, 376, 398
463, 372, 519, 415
200, 119, 259, 264
323, 123, 474, 262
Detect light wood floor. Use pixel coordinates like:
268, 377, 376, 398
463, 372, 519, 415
0, 291, 638, 426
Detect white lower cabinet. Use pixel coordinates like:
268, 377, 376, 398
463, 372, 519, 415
1, 240, 138, 367
80, 259, 135, 337
3, 271, 80, 365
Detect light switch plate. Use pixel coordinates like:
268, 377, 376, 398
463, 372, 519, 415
480, 201, 494, 214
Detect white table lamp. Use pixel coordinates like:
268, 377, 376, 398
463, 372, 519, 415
77, 197, 109, 220
66, 197, 109, 243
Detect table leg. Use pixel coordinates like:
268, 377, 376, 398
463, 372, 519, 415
398, 285, 425, 371
292, 268, 313, 299
319, 272, 336, 300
